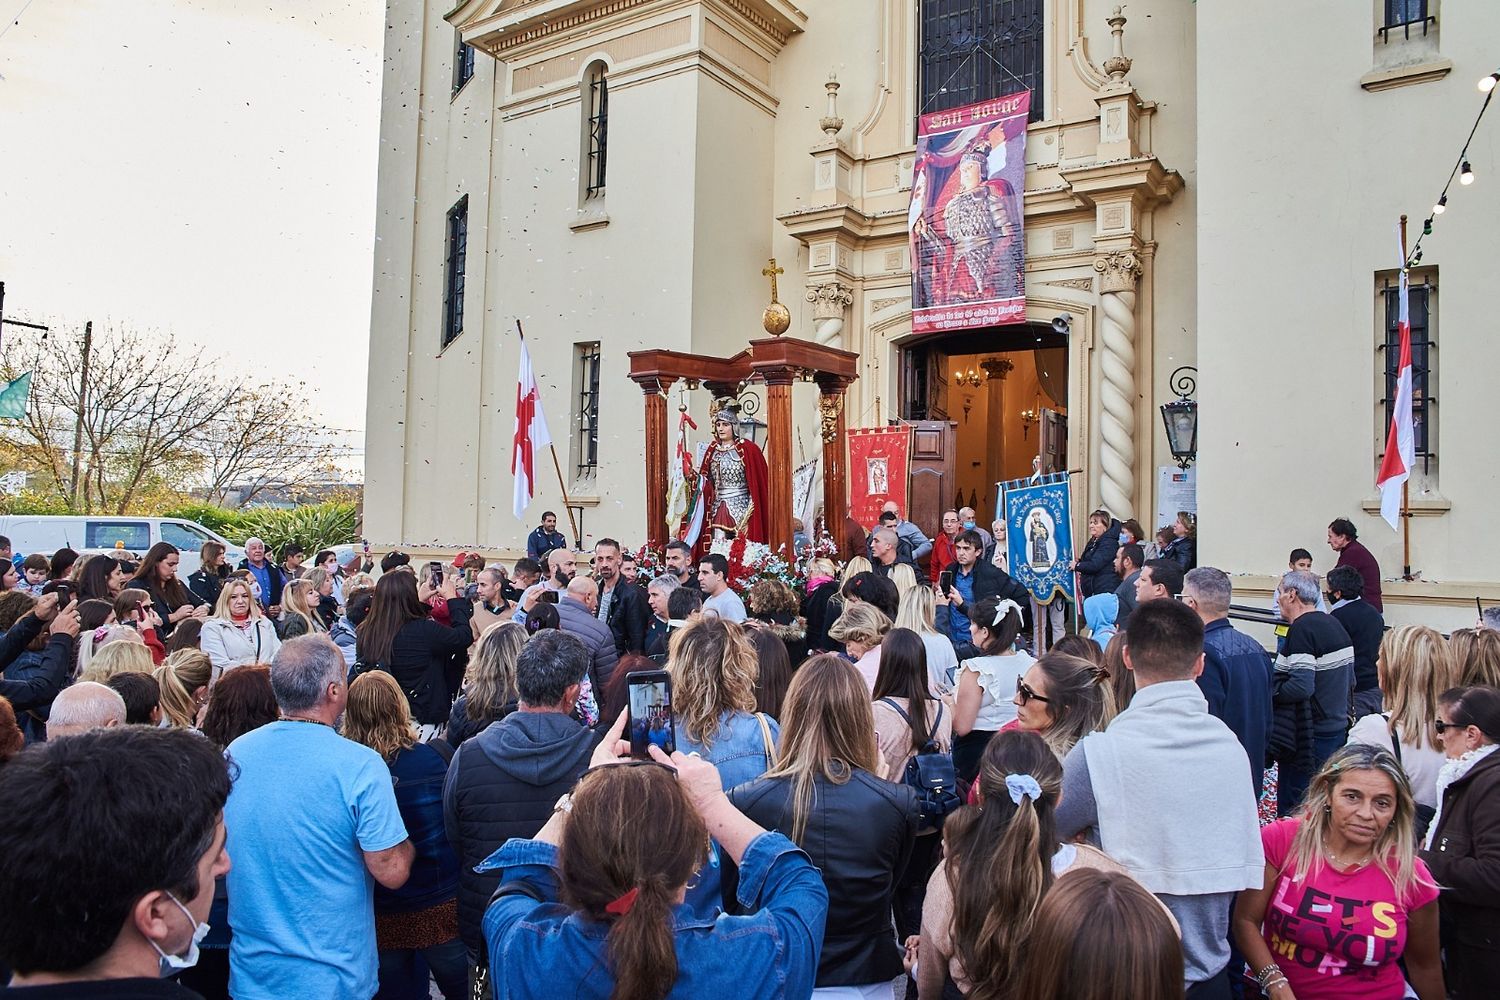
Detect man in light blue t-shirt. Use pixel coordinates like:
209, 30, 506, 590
224, 636, 413, 1000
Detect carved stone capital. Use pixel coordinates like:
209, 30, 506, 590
817, 392, 844, 444
1093, 250, 1142, 294
805, 281, 855, 320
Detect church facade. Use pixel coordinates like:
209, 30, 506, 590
365, 0, 1499, 628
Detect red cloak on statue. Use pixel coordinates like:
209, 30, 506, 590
696, 438, 769, 552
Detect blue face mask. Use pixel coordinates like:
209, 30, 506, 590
962, 520, 976, 530
151, 892, 210, 976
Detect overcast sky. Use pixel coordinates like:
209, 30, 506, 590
0, 0, 383, 470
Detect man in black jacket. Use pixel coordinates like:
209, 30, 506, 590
1327, 564, 1385, 720
442, 631, 595, 961
592, 538, 649, 656
937, 530, 1029, 649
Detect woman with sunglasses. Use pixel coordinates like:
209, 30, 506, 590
1012, 652, 1115, 759
951, 596, 1033, 789
1420, 685, 1500, 997
1234, 743, 1443, 1000
730, 653, 920, 996
479, 711, 828, 1000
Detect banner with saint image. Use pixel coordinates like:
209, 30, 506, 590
909, 91, 1029, 334
847, 427, 910, 532
1003, 475, 1075, 604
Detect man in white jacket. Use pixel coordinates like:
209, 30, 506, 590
1055, 598, 1264, 999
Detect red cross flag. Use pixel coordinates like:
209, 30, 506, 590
1376, 237, 1413, 532
511, 339, 553, 521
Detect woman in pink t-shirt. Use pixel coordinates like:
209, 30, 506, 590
1233, 743, 1444, 1000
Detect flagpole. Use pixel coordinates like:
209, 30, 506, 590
516, 320, 583, 549
1398, 216, 1412, 581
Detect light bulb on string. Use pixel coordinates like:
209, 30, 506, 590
1433, 195, 1447, 214
1423, 217, 1433, 236
1460, 161, 1474, 185
1482, 72, 1500, 94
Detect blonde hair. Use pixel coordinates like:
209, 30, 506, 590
667, 616, 758, 748
281, 579, 325, 634
465, 621, 526, 721
80, 639, 154, 684
154, 649, 213, 728
763, 654, 880, 842
1453, 628, 1500, 688
213, 578, 261, 620
344, 572, 375, 593
343, 671, 417, 761
839, 556, 872, 588
827, 602, 891, 648
305, 567, 332, 596
890, 563, 918, 600
1379, 624, 1456, 752
806, 558, 838, 581
1286, 744, 1431, 900
895, 585, 939, 636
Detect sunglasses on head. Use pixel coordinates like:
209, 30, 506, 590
1016, 677, 1051, 704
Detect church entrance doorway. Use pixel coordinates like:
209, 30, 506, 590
899, 324, 1068, 515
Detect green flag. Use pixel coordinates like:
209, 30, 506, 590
0, 372, 32, 420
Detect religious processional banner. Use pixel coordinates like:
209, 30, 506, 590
909, 91, 1030, 335
847, 427, 910, 530
1002, 474, 1075, 604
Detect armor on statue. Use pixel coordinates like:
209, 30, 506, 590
697, 408, 769, 552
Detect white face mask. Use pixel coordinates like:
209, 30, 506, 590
151, 891, 210, 976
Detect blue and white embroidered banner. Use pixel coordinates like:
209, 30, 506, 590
1003, 475, 1075, 604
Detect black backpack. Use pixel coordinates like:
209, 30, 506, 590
879, 698, 962, 831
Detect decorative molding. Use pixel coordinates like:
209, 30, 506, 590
1046, 277, 1095, 291
806, 282, 854, 319
1092, 250, 1142, 294
817, 392, 844, 444
870, 296, 906, 313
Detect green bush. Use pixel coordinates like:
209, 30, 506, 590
233, 502, 358, 555
162, 502, 249, 539
0, 491, 79, 516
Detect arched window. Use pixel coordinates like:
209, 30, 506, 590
583, 62, 609, 199
919, 0, 1043, 122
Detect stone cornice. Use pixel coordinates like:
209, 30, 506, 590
450, 0, 805, 55
1060, 156, 1183, 208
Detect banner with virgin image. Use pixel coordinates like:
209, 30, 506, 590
847, 427, 911, 531
1003, 474, 1075, 604
909, 91, 1030, 334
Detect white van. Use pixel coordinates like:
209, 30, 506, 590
0, 516, 246, 577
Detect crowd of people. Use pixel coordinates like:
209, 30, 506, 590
0, 508, 1498, 1000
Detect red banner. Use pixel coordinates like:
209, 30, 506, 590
847, 427, 911, 531
909, 91, 1030, 335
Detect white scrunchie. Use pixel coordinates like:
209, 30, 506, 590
991, 599, 1024, 627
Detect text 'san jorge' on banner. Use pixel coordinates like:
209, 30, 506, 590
909, 91, 1030, 335
1004, 478, 1074, 604
847, 427, 911, 531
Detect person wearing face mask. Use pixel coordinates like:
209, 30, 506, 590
0, 725, 231, 1000
958, 506, 994, 562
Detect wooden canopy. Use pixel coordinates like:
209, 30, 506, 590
627, 336, 859, 556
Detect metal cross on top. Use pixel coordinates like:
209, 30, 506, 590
762, 258, 784, 303
760, 258, 791, 336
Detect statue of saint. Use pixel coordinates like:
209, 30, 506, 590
1028, 510, 1051, 568
697, 407, 769, 549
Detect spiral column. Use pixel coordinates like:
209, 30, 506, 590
1093, 250, 1143, 520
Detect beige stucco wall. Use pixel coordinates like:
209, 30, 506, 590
368, 0, 1206, 562
1197, 2, 1500, 629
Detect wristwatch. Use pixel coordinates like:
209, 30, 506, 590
552, 793, 573, 815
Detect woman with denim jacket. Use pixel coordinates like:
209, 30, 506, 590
669, 616, 780, 913
479, 712, 828, 1000
344, 670, 466, 1000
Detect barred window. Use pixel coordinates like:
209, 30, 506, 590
575, 342, 601, 478
1379, 0, 1433, 40
584, 64, 609, 199
442, 196, 468, 348
1381, 276, 1435, 471
452, 30, 475, 93
919, 0, 1043, 121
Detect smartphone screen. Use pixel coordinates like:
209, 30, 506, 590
628, 670, 676, 757
939, 570, 954, 594
539, 589, 559, 604
426, 561, 443, 588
